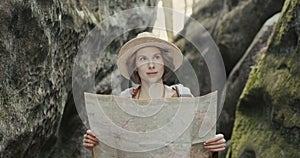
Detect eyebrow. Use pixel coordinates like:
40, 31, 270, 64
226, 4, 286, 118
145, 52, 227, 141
153, 53, 162, 56
136, 53, 162, 58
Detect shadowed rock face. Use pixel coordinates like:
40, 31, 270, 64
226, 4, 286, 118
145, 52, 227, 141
219, 13, 281, 141
227, 0, 300, 157
172, 2, 285, 141
173, 0, 284, 99
0, 0, 157, 157
176, 0, 284, 74
214, 0, 285, 73
1, 0, 298, 158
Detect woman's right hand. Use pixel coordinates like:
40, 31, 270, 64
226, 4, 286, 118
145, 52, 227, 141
83, 130, 99, 150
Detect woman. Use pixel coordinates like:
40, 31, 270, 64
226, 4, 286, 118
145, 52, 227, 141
83, 32, 226, 156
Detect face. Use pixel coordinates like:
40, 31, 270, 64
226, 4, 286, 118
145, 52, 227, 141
135, 46, 165, 84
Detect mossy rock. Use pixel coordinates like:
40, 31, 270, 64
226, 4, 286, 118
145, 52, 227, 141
227, 0, 300, 157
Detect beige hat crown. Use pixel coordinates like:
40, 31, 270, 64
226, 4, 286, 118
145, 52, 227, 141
117, 32, 183, 79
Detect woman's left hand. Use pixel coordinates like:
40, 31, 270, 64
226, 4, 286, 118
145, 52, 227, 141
204, 134, 226, 152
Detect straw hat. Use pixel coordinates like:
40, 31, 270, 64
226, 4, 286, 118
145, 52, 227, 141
117, 32, 183, 79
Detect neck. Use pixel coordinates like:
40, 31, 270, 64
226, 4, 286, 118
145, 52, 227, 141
139, 80, 165, 99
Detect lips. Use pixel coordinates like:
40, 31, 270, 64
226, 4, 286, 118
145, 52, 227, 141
146, 72, 158, 75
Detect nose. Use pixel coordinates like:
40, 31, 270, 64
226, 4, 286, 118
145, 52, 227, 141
148, 60, 155, 69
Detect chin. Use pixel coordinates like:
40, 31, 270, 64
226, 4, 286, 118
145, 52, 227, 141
143, 77, 161, 84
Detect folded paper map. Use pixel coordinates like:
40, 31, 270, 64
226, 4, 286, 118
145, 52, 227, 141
84, 91, 217, 158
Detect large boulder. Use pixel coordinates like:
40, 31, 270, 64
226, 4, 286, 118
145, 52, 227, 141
173, 0, 284, 101
175, 0, 284, 75
219, 13, 281, 140
0, 0, 158, 157
214, 0, 284, 72
227, 0, 300, 157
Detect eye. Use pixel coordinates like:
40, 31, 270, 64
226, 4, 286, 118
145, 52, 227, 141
138, 56, 147, 61
153, 54, 161, 60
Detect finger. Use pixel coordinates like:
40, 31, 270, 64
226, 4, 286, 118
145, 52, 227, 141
83, 137, 98, 148
87, 130, 96, 137
86, 133, 99, 142
83, 142, 96, 150
204, 143, 226, 149
204, 141, 226, 153
204, 138, 226, 145
83, 138, 99, 145
206, 146, 226, 152
204, 134, 224, 144
83, 134, 99, 144
83, 142, 95, 147
84, 133, 99, 142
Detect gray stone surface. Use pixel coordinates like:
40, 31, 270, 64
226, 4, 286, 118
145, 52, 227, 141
0, 0, 158, 157
219, 13, 281, 140
175, 0, 284, 74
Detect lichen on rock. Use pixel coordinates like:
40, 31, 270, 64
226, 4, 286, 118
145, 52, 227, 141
227, 0, 300, 157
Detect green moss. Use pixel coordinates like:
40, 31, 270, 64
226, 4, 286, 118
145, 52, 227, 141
228, 1, 300, 157
229, 105, 299, 157
229, 60, 300, 156
273, 0, 297, 46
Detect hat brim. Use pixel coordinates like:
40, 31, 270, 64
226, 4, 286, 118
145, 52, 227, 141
117, 37, 183, 79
